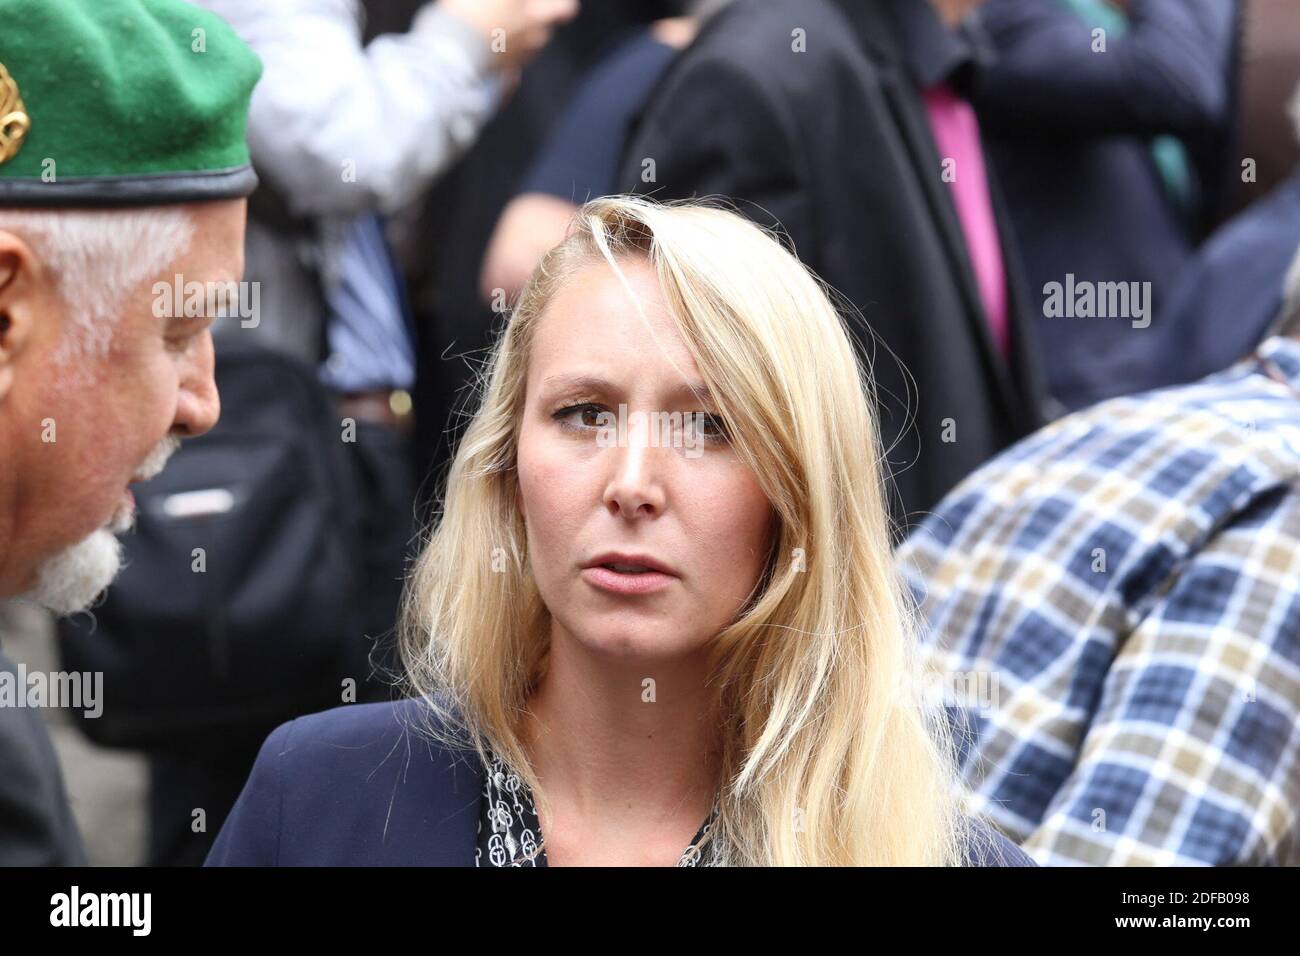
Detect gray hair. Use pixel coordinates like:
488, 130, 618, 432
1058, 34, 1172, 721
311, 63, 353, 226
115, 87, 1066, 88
0, 207, 195, 360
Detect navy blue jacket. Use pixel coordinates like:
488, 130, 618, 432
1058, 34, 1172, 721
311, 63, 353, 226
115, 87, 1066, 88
972, 0, 1238, 411
1145, 167, 1300, 388
205, 697, 1035, 866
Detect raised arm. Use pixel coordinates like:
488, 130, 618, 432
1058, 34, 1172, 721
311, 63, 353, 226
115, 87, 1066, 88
203, 0, 576, 217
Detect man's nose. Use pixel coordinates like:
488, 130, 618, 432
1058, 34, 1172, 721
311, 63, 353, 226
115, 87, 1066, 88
171, 335, 221, 438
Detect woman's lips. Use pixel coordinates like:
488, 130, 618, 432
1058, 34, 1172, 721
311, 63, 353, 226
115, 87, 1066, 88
581, 565, 676, 595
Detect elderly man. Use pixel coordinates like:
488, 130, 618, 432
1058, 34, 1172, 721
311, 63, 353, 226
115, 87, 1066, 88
0, 0, 260, 863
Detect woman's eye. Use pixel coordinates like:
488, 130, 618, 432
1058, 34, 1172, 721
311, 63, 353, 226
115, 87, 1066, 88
552, 404, 731, 446
553, 403, 605, 430
695, 413, 730, 442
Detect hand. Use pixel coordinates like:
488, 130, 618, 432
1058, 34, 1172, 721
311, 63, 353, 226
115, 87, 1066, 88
930, 0, 987, 28
439, 0, 580, 73
649, 16, 699, 51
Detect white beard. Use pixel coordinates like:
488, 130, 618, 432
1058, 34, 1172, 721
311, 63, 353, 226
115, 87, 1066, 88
22, 435, 178, 616
26, 525, 127, 616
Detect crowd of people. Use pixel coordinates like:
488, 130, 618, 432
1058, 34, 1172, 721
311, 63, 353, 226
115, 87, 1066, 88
1, 0, 1298, 867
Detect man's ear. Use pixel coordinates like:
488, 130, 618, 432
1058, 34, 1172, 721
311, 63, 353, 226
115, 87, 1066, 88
0, 230, 40, 404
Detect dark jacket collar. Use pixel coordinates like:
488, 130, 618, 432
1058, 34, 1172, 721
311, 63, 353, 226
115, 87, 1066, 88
837, 0, 994, 93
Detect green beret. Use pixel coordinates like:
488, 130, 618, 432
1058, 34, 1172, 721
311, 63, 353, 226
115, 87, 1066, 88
0, 0, 262, 206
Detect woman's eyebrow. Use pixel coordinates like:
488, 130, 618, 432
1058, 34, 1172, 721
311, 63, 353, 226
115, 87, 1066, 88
541, 373, 612, 394
540, 373, 713, 402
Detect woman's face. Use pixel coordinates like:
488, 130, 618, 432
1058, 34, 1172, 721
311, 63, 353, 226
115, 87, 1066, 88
516, 256, 776, 661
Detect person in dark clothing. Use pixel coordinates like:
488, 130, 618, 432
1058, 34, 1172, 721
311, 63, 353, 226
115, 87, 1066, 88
480, 16, 694, 304
1146, 157, 1300, 387
617, 0, 1049, 534
971, 0, 1239, 411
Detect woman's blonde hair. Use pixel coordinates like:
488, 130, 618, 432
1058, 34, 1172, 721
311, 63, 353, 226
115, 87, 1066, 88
399, 194, 974, 865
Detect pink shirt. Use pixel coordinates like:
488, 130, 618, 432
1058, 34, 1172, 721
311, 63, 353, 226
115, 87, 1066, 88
921, 83, 1010, 358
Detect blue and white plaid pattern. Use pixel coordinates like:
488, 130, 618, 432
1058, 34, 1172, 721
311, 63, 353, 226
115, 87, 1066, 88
897, 336, 1300, 865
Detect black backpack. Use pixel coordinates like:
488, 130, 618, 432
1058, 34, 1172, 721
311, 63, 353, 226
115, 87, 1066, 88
56, 342, 371, 747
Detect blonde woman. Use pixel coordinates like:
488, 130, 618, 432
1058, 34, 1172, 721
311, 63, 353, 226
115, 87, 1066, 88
207, 196, 1032, 867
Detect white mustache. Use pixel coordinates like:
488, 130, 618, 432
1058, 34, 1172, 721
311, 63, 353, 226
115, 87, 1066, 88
133, 435, 181, 482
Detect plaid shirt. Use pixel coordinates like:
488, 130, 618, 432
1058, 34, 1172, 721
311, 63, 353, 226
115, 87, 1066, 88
897, 335, 1300, 866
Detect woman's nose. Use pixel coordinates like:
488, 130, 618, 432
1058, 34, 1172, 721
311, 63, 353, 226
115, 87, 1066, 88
603, 410, 669, 518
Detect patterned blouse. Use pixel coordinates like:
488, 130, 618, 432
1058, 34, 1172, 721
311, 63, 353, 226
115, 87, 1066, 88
475, 750, 721, 867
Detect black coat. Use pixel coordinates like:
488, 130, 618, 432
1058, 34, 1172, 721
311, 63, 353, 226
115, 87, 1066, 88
617, 0, 1048, 533
0, 645, 85, 865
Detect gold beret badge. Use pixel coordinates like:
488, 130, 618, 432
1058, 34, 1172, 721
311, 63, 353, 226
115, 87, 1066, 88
0, 61, 31, 166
